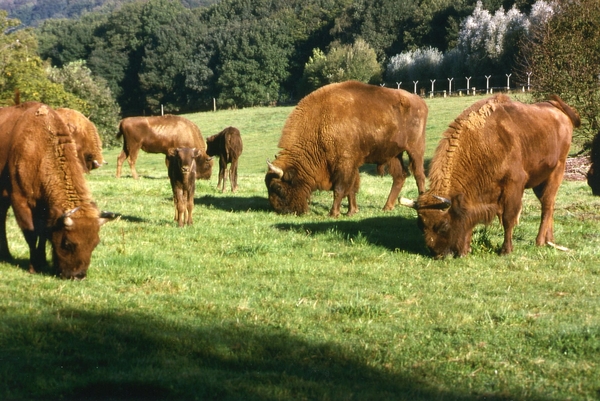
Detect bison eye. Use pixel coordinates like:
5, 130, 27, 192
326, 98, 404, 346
62, 238, 76, 252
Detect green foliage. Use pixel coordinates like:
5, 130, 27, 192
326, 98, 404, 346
0, 11, 87, 110
521, 0, 600, 150
300, 39, 381, 95
47, 60, 121, 147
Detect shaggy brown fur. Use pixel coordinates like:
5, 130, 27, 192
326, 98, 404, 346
0, 103, 114, 279
206, 126, 243, 192
410, 94, 580, 258
166, 147, 198, 227
56, 108, 106, 173
265, 80, 428, 217
116, 115, 213, 180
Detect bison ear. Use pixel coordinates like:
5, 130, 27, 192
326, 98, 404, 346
167, 148, 177, 157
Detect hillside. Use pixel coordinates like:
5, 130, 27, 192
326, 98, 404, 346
0, 0, 218, 26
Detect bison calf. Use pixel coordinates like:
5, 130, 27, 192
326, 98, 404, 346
206, 126, 243, 192
167, 147, 199, 227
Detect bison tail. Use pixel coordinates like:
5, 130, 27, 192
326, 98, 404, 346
549, 95, 581, 129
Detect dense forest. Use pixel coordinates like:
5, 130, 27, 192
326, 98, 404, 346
1, 0, 599, 147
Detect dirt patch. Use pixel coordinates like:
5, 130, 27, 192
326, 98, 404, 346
564, 156, 591, 181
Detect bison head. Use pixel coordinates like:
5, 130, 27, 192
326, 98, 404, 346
51, 207, 115, 279
265, 160, 310, 215
402, 193, 473, 258
195, 152, 213, 180
168, 147, 199, 175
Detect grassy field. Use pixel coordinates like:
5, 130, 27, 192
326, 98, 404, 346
1, 94, 599, 401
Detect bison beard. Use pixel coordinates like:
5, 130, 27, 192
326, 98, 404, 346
265, 80, 428, 217
402, 94, 580, 258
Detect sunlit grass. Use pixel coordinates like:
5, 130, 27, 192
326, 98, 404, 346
0, 93, 598, 401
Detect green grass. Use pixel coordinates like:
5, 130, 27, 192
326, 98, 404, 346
1, 94, 599, 401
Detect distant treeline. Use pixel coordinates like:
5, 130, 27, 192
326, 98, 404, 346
31, 0, 539, 115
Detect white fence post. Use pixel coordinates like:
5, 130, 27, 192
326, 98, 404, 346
485, 75, 492, 94
465, 76, 472, 94
430, 79, 436, 98
413, 81, 419, 95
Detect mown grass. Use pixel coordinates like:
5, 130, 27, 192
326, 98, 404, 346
0, 94, 599, 401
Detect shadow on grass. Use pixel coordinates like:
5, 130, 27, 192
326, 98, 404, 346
0, 309, 530, 401
195, 195, 271, 212
275, 215, 428, 255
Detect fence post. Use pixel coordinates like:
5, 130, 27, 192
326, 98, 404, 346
506, 73, 512, 92
430, 79, 436, 98
413, 81, 419, 95
466, 76, 472, 94
485, 75, 492, 94
527, 72, 532, 91
396, 82, 402, 89
447, 78, 454, 96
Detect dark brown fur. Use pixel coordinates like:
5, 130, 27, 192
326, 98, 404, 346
586, 131, 600, 195
0, 103, 114, 278
265, 81, 428, 217
206, 126, 243, 192
166, 148, 198, 227
411, 94, 580, 258
116, 115, 213, 180
56, 108, 106, 173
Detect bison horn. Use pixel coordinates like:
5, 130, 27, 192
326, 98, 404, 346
61, 206, 81, 228
399, 197, 417, 209
432, 195, 451, 205
267, 159, 284, 178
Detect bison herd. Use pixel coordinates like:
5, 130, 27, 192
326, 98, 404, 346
0, 80, 582, 279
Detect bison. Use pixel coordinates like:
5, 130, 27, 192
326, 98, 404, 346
56, 108, 106, 172
586, 131, 600, 195
265, 80, 428, 217
116, 115, 213, 180
166, 147, 199, 227
401, 94, 580, 258
206, 126, 243, 192
0, 103, 115, 279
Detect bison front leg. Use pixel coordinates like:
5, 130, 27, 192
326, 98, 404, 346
22, 230, 47, 273
0, 198, 12, 260
499, 187, 525, 255
383, 157, 408, 211
185, 187, 195, 226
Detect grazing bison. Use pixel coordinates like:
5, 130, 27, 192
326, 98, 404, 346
0, 103, 115, 278
116, 115, 213, 180
265, 80, 428, 217
401, 94, 580, 258
56, 108, 106, 173
166, 147, 199, 227
206, 126, 243, 192
586, 131, 600, 195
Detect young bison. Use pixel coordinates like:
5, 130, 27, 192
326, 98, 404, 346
166, 147, 199, 227
206, 126, 243, 192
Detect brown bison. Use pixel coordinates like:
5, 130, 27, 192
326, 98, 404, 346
586, 131, 600, 195
116, 115, 213, 180
0, 103, 115, 279
206, 126, 243, 192
265, 80, 428, 217
166, 147, 199, 227
402, 94, 580, 258
56, 108, 106, 172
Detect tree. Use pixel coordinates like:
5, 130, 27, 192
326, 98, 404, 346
1, 11, 87, 110
300, 39, 381, 95
47, 60, 121, 147
520, 0, 600, 149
